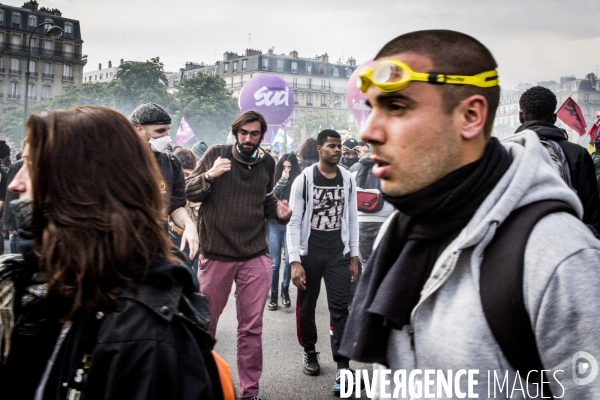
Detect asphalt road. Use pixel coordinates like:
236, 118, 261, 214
213, 274, 372, 400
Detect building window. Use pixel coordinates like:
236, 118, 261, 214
64, 22, 73, 38
321, 95, 326, 106
277, 59, 283, 72
30, 37, 37, 49
63, 64, 73, 80
262, 58, 268, 70
10, 58, 19, 74
11, 12, 21, 29
291, 61, 298, 73
28, 15, 37, 29
307, 93, 313, 106
585, 94, 590, 103
292, 77, 297, 88
223, 63, 228, 74
345, 68, 352, 78
0, 11, 4, 26
230, 77, 233, 88
0, 33, 4, 43
332, 67, 339, 77
44, 18, 53, 32
319, 65, 325, 75
11, 35, 21, 46
0, 56, 4, 71
27, 83, 35, 99
321, 80, 326, 91
29, 60, 36, 73
307, 78, 312, 89
42, 85, 51, 101
306, 63, 312, 75
43, 62, 53, 77
242, 59, 247, 71
43, 40, 53, 56
232, 61, 238, 73
9, 82, 18, 98
99, 74, 103, 80
292, 110, 298, 121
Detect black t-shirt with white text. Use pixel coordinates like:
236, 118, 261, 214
308, 167, 344, 252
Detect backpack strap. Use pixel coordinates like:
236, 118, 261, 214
263, 153, 275, 182
220, 145, 233, 160
480, 200, 576, 397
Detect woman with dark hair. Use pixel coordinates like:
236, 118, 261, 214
297, 137, 319, 171
267, 152, 301, 310
2, 106, 230, 400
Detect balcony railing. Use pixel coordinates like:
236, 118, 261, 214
0, 93, 4, 98
29, 71, 38, 78
62, 75, 74, 81
9, 69, 21, 75
7, 94, 20, 99
11, 23, 21, 29
42, 73, 54, 79
40, 96, 52, 102
0, 68, 5, 74
27, 95, 36, 101
64, 32, 73, 38
0, 43, 87, 64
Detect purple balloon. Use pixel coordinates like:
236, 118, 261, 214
347, 60, 374, 127
239, 75, 295, 126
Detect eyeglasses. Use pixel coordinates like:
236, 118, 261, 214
357, 60, 499, 93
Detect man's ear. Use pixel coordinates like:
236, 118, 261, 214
519, 111, 524, 124
551, 113, 557, 124
457, 94, 487, 140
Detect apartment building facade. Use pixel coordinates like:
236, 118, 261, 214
171, 48, 357, 125
0, 1, 86, 117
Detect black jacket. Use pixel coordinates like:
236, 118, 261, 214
39, 257, 223, 400
155, 151, 187, 215
349, 154, 382, 191
516, 121, 600, 230
3, 159, 23, 230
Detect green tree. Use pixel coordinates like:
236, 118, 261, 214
0, 101, 53, 146
171, 74, 239, 146
109, 57, 170, 117
291, 109, 355, 144
50, 82, 114, 109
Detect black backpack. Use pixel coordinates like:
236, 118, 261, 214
480, 200, 598, 397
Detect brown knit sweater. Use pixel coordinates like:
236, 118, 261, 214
185, 144, 282, 261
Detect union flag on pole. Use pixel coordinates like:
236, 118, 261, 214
587, 112, 600, 141
176, 116, 196, 146
556, 97, 587, 136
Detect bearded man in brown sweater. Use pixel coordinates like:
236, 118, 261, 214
185, 110, 291, 400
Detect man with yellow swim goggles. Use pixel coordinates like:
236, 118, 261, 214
357, 59, 498, 94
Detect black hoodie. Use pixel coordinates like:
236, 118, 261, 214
515, 121, 600, 230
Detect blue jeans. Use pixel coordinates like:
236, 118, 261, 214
266, 219, 290, 293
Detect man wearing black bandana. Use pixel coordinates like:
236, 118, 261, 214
340, 30, 600, 398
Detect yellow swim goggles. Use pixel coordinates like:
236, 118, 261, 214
357, 60, 499, 93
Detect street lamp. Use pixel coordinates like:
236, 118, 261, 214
23, 23, 63, 137
326, 98, 342, 128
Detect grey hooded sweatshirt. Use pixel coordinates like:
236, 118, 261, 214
372, 131, 600, 399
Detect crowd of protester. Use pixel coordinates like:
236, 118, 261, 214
1, 28, 600, 400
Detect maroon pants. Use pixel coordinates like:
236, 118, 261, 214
198, 254, 271, 398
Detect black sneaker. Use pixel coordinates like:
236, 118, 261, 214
302, 350, 320, 376
267, 292, 278, 311
281, 286, 291, 308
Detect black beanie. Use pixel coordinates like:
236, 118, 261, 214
130, 102, 171, 125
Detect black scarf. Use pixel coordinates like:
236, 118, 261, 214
339, 138, 511, 364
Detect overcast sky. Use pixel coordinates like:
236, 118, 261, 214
42, 0, 600, 90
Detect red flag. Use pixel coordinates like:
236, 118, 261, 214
556, 97, 587, 136
587, 112, 600, 141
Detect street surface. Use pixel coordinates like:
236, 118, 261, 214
214, 276, 372, 400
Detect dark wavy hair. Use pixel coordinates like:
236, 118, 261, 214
26, 106, 175, 318
274, 152, 301, 183
298, 137, 319, 161
174, 147, 197, 170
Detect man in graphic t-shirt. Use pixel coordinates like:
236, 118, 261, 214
287, 129, 359, 396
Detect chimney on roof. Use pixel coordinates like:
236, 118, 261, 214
120, 59, 124, 65
245, 48, 262, 57
289, 50, 298, 59
223, 51, 239, 61
108, 60, 112, 68
318, 53, 329, 63
268, 47, 275, 55
346, 57, 356, 67
21, 0, 39, 11
99, 63, 102, 70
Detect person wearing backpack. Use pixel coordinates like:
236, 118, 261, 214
185, 110, 291, 400
340, 30, 600, 398
2, 106, 233, 400
515, 86, 600, 231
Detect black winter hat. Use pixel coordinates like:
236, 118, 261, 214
343, 138, 358, 149
130, 102, 171, 126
